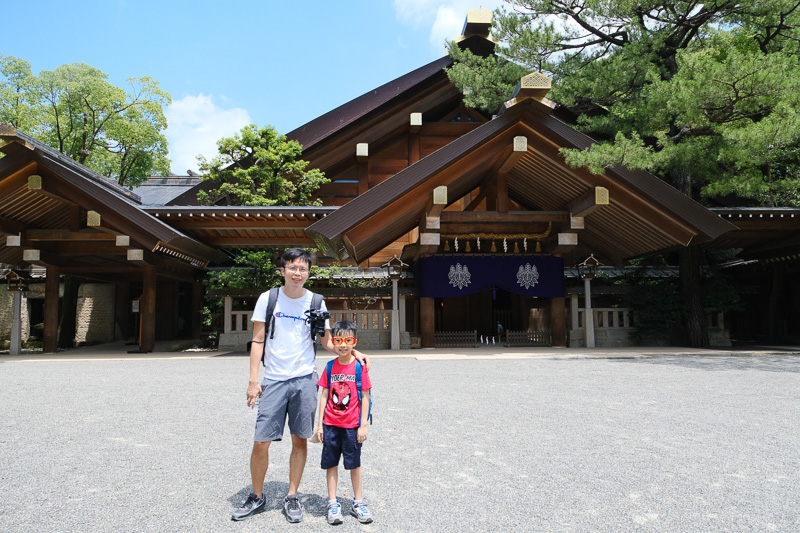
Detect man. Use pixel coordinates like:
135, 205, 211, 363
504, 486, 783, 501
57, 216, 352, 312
232, 248, 369, 522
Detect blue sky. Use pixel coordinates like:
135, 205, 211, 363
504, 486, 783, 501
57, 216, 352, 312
1, 0, 505, 174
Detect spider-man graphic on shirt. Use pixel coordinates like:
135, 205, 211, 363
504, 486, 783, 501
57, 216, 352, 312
330, 381, 351, 411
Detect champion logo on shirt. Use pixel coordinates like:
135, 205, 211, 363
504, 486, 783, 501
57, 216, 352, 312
275, 311, 305, 322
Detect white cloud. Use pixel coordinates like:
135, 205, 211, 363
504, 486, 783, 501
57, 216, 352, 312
164, 94, 251, 175
394, 0, 507, 52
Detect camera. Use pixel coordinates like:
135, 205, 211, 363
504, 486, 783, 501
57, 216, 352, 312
305, 308, 331, 337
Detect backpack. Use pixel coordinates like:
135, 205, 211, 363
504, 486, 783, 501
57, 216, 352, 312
260, 287, 324, 366
325, 358, 372, 425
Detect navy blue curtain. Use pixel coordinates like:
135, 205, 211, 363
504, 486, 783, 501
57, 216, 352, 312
416, 255, 564, 298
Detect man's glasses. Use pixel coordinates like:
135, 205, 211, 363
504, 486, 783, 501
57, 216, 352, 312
285, 266, 309, 273
331, 337, 357, 345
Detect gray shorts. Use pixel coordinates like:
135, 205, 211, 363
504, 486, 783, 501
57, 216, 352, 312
254, 371, 318, 442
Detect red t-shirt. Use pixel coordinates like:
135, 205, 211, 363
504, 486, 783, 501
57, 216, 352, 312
317, 359, 372, 428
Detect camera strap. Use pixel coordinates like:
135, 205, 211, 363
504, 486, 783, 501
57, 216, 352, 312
309, 292, 324, 356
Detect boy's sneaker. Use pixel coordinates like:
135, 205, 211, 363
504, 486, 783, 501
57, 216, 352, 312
283, 494, 303, 523
350, 502, 373, 524
327, 501, 343, 525
231, 492, 266, 521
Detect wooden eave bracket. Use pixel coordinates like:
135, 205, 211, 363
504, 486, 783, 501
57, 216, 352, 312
550, 232, 578, 255
567, 187, 610, 218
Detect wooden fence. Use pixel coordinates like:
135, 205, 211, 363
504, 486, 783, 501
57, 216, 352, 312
435, 330, 478, 348
505, 330, 552, 347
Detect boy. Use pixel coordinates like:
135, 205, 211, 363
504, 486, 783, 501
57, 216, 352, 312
315, 320, 373, 525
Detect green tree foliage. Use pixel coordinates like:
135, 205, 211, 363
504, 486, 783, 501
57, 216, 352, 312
0, 55, 171, 187
197, 124, 329, 206
206, 250, 283, 292
447, 0, 800, 206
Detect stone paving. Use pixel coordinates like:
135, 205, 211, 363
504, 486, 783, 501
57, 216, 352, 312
1, 347, 799, 531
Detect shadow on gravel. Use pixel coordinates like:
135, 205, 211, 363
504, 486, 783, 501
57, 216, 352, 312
611, 354, 800, 373
228, 482, 331, 518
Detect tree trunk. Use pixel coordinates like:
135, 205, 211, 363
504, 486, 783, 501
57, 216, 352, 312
679, 246, 709, 347
767, 262, 785, 342
58, 275, 80, 349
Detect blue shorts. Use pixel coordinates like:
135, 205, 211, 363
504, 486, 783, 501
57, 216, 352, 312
321, 424, 362, 470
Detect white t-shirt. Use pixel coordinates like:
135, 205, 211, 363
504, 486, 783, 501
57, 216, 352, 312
251, 288, 330, 381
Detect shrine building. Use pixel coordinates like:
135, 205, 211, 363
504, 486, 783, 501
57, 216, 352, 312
2, 9, 799, 353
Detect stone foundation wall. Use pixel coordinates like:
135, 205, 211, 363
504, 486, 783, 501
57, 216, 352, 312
75, 283, 115, 344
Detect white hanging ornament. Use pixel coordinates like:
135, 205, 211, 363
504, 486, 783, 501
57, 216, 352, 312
454, 237, 459, 252
503, 238, 507, 252
477, 237, 481, 250
524, 238, 528, 252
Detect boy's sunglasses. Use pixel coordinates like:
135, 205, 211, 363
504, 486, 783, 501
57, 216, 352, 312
331, 337, 357, 346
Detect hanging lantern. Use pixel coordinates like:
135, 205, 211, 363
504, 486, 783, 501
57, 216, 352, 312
514, 241, 520, 253
444, 240, 450, 251
535, 241, 541, 252
465, 240, 471, 252
490, 241, 497, 252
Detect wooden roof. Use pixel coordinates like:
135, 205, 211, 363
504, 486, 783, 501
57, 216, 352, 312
144, 206, 336, 250
306, 98, 736, 264
0, 125, 226, 277
708, 208, 800, 261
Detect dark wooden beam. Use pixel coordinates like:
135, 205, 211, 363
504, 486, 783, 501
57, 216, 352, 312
43, 266, 60, 353
168, 220, 312, 231
357, 143, 369, 195
441, 221, 551, 235
567, 186, 610, 218
0, 160, 37, 199
203, 236, 315, 247
25, 229, 117, 242
27, 174, 79, 206
441, 211, 569, 223
0, 216, 26, 235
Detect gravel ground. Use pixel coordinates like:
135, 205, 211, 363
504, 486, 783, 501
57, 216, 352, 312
1, 353, 798, 532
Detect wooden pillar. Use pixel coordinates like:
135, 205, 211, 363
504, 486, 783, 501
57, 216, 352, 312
420, 296, 435, 348
115, 281, 130, 340
140, 267, 156, 352
550, 297, 566, 347
43, 266, 60, 353
191, 280, 203, 339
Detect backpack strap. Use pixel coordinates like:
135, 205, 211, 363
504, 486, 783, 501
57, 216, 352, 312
261, 287, 280, 366
355, 360, 372, 425
323, 358, 335, 425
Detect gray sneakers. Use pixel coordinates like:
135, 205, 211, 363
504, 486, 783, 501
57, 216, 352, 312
231, 492, 266, 521
283, 494, 303, 523
327, 500, 344, 525
351, 501, 373, 524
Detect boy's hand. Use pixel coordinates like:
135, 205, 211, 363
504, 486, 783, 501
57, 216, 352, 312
357, 427, 367, 443
246, 380, 261, 408
316, 427, 324, 443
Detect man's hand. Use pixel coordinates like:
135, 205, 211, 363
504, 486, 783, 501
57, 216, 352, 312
316, 427, 324, 443
357, 427, 367, 443
353, 351, 371, 372
246, 380, 262, 409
